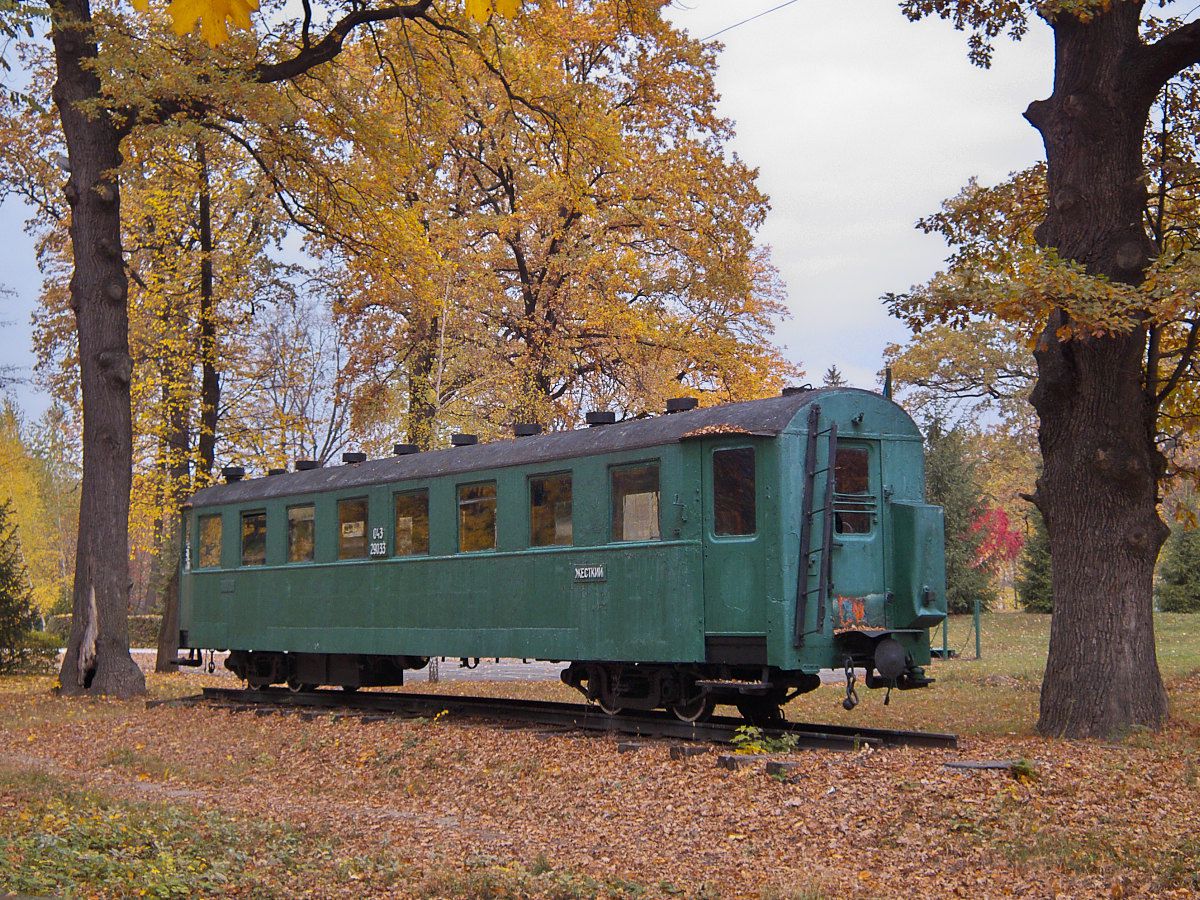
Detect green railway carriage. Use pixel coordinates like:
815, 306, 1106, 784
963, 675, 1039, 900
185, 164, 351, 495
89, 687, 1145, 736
179, 386, 947, 722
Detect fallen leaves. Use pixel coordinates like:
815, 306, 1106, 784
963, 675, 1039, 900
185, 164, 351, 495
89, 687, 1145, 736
1, 669, 1199, 897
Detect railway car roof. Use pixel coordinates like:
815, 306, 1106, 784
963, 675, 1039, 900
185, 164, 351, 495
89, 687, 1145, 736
189, 387, 897, 508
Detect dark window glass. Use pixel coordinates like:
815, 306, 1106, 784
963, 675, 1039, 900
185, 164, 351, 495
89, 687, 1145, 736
241, 512, 267, 566
198, 514, 221, 568
611, 463, 660, 541
287, 505, 315, 563
834, 446, 872, 534
338, 497, 369, 559
530, 473, 573, 547
394, 490, 430, 556
458, 482, 497, 552
713, 447, 756, 536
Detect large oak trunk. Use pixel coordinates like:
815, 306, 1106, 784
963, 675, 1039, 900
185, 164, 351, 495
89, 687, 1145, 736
51, 0, 144, 696
1028, 3, 1167, 737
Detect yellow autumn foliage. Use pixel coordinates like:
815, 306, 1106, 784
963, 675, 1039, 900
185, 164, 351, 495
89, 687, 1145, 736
130, 0, 520, 47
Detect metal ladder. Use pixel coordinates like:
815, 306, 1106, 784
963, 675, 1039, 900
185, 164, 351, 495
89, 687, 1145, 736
793, 405, 838, 648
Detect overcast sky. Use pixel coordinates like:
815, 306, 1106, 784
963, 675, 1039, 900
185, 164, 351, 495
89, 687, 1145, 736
0, 0, 1053, 418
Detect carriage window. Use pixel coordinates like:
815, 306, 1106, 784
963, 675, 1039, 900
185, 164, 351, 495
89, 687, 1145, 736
530, 473, 573, 547
459, 482, 497, 552
241, 511, 267, 566
338, 497, 369, 559
198, 514, 221, 568
713, 447, 756, 536
834, 446, 873, 534
611, 463, 660, 541
394, 490, 430, 556
287, 505, 315, 563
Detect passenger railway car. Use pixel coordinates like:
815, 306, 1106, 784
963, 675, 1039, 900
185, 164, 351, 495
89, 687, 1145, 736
179, 387, 946, 722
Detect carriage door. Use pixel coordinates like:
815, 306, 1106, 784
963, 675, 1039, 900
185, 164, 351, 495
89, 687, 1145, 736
701, 440, 767, 653
829, 441, 887, 629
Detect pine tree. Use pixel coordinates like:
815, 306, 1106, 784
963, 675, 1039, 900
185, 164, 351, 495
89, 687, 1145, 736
0, 500, 39, 672
924, 420, 996, 614
822, 365, 847, 387
1016, 509, 1052, 613
1156, 527, 1200, 613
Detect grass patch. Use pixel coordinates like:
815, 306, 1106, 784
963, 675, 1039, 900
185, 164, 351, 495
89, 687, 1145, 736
781, 612, 1200, 739
0, 769, 400, 899
102, 746, 172, 780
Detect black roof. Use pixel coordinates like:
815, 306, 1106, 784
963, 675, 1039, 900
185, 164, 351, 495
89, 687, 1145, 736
189, 388, 871, 509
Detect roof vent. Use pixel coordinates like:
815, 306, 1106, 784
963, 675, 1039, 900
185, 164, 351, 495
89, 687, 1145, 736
267, 467, 287, 476
342, 451, 367, 464
222, 466, 245, 484
665, 397, 698, 414
782, 385, 812, 397
295, 459, 321, 471
586, 410, 616, 427
393, 443, 419, 456
451, 433, 478, 447
513, 423, 542, 437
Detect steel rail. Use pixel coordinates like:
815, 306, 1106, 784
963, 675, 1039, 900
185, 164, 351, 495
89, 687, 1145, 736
193, 687, 957, 751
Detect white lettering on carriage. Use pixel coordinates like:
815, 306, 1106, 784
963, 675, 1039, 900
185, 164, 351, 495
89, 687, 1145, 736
574, 565, 606, 582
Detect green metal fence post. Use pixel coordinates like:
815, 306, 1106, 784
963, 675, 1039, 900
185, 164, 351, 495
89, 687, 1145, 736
942, 616, 949, 659
973, 596, 982, 660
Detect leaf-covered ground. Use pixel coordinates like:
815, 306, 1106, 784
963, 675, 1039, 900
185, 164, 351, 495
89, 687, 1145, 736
2, 613, 1199, 898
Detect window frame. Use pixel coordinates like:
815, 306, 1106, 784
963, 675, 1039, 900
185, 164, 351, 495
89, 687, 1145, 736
240, 509, 268, 567
197, 513, 222, 569
337, 496, 370, 560
711, 445, 757, 538
609, 460, 662, 543
286, 503, 316, 564
181, 515, 191, 571
393, 488, 431, 557
457, 480, 498, 553
832, 442, 877, 537
529, 471, 574, 548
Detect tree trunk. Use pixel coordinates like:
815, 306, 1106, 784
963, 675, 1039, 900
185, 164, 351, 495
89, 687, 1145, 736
1027, 3, 1168, 737
407, 315, 439, 450
50, 0, 144, 696
155, 390, 191, 672
197, 142, 219, 481
154, 537, 182, 672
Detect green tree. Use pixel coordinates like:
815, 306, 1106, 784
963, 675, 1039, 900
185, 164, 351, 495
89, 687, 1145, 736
0, 499, 40, 673
924, 420, 996, 614
822, 365, 847, 388
1016, 509, 1052, 614
1156, 527, 1200, 613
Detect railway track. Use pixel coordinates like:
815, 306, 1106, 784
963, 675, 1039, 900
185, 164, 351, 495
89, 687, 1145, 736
186, 687, 958, 751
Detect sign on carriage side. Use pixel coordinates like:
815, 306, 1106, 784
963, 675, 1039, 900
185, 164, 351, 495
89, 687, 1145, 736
574, 565, 606, 582
369, 527, 387, 557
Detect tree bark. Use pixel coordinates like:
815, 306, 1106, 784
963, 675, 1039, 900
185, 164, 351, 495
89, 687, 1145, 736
50, 0, 144, 696
196, 142, 219, 481
155, 366, 191, 672
1026, 2, 1167, 737
406, 315, 439, 450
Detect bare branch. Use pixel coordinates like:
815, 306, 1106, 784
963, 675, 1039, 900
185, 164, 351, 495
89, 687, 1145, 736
1139, 19, 1200, 97
253, 0, 434, 83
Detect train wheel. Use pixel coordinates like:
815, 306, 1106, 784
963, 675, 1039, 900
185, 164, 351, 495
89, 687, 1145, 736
287, 680, 316, 693
340, 685, 359, 693
247, 676, 272, 690
670, 694, 714, 724
596, 695, 624, 715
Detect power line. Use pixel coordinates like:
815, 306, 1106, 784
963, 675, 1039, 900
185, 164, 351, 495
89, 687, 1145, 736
700, 0, 803, 42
